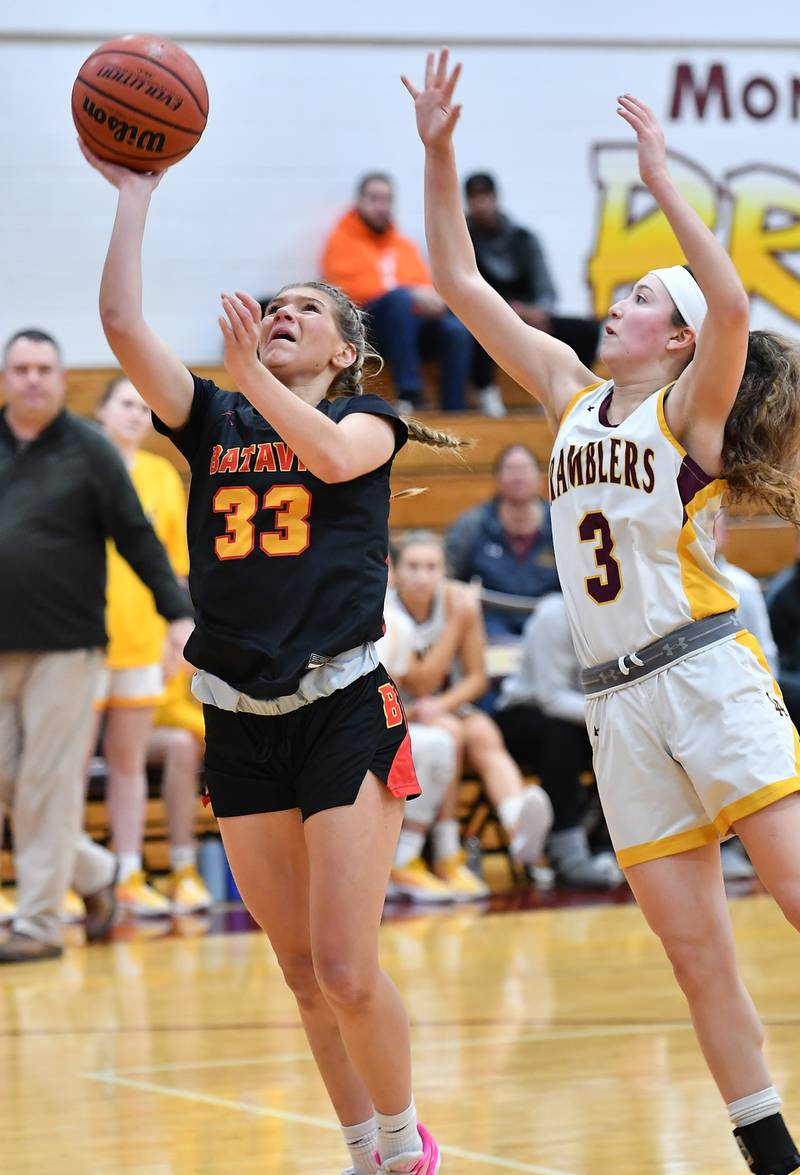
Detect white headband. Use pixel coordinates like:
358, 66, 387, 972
649, 266, 707, 335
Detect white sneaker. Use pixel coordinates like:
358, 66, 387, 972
510, 786, 554, 866
477, 384, 506, 417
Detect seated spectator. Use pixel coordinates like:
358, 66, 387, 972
378, 596, 487, 903
767, 529, 800, 726
464, 171, 601, 413
77, 376, 194, 919
147, 664, 213, 912
496, 593, 622, 888
712, 512, 779, 881
445, 444, 560, 639
321, 172, 474, 413
388, 531, 553, 877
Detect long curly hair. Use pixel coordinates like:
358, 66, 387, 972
669, 296, 800, 521
722, 330, 800, 523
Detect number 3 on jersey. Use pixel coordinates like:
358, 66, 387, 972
578, 511, 623, 604
213, 485, 312, 560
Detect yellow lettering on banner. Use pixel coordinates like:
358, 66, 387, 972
588, 145, 718, 316
727, 166, 800, 321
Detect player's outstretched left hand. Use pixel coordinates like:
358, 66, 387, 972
219, 291, 263, 387
616, 94, 668, 190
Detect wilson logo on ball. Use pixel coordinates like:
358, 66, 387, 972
81, 97, 166, 154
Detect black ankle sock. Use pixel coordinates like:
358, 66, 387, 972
734, 1114, 800, 1174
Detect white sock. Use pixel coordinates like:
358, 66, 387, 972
728, 1086, 782, 1128
341, 1115, 379, 1174
432, 820, 461, 862
394, 828, 426, 869
169, 844, 196, 873
497, 793, 524, 831
117, 852, 142, 882
376, 1098, 420, 1160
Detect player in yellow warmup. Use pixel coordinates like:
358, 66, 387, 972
148, 665, 212, 912
91, 376, 194, 915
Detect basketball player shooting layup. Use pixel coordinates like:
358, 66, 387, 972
78, 134, 455, 1174
404, 48, 800, 1175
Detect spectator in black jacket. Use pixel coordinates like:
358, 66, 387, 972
464, 172, 601, 414
767, 540, 800, 728
0, 329, 193, 964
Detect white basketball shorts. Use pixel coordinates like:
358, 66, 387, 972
585, 631, 800, 869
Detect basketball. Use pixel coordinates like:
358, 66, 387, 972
72, 35, 208, 172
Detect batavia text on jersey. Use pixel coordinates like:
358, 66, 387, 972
209, 442, 307, 476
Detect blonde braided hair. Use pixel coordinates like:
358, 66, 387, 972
274, 281, 471, 458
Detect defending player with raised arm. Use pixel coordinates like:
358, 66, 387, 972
80, 137, 448, 1175
405, 51, 800, 1175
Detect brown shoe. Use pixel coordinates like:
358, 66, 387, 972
82, 868, 118, 942
0, 931, 63, 964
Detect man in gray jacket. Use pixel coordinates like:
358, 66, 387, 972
0, 329, 192, 963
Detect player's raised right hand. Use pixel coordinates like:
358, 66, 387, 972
401, 48, 463, 150
616, 94, 668, 191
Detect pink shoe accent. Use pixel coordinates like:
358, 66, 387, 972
381, 1123, 440, 1173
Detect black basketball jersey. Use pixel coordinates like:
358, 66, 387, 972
153, 375, 408, 699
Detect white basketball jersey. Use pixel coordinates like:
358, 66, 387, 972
385, 584, 447, 654
549, 381, 738, 668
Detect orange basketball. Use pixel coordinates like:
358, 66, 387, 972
72, 35, 208, 172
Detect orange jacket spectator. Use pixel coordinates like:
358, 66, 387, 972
320, 173, 472, 412
321, 208, 431, 306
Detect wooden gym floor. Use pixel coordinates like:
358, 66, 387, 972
1, 887, 798, 1174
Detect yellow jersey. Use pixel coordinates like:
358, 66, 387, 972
106, 450, 189, 669
154, 666, 205, 742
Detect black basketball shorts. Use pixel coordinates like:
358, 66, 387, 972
202, 665, 421, 820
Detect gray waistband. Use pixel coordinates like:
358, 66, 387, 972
192, 642, 379, 716
581, 612, 743, 697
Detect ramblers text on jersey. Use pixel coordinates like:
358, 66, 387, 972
548, 437, 656, 501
